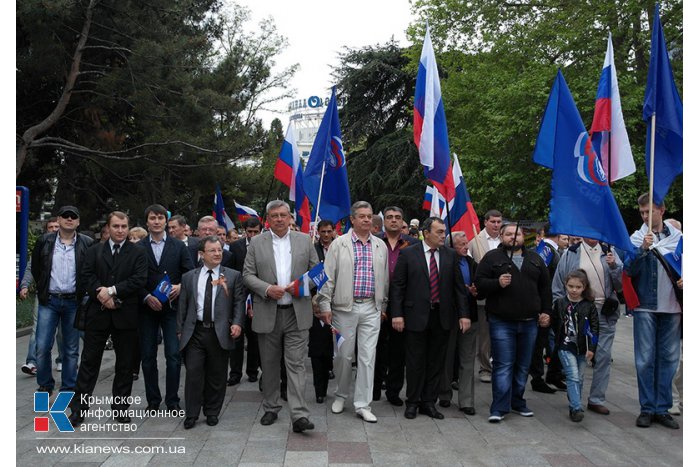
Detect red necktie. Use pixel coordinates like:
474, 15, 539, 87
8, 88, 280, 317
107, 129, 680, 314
429, 249, 439, 303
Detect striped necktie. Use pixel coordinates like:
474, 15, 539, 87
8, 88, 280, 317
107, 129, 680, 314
429, 249, 439, 303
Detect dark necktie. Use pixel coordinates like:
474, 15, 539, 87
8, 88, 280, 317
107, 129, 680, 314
113, 243, 120, 257
204, 269, 213, 325
429, 249, 439, 303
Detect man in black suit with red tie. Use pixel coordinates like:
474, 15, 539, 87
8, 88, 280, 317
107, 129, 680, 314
390, 217, 470, 420
69, 211, 148, 426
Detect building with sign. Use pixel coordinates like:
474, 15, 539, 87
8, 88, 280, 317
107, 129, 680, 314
287, 94, 346, 158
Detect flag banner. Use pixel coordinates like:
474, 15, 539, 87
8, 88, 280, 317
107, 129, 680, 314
448, 154, 481, 241
245, 293, 253, 318
213, 186, 235, 232
429, 184, 445, 219
414, 26, 455, 201
234, 201, 260, 224
630, 221, 682, 275
290, 263, 329, 297
303, 87, 351, 223
422, 186, 433, 211
621, 271, 640, 310
332, 326, 345, 357
275, 123, 312, 233
643, 4, 683, 204
584, 317, 598, 346
152, 274, 172, 303
590, 32, 635, 182
536, 241, 555, 266
666, 236, 682, 277
532, 70, 634, 252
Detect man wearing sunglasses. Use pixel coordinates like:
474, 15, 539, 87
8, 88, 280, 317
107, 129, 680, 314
31, 206, 94, 396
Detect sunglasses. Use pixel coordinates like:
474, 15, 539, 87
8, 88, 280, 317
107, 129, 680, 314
60, 213, 79, 220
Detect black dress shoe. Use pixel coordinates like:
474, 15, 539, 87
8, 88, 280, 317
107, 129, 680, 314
316, 396, 325, 404
206, 415, 219, 426
460, 407, 476, 416
531, 379, 557, 394
636, 412, 652, 428
260, 411, 278, 426
438, 400, 451, 408
227, 377, 241, 386
69, 412, 84, 427
404, 405, 418, 419
115, 415, 131, 423
419, 405, 445, 419
248, 374, 258, 383
386, 394, 404, 407
292, 417, 314, 433
37, 386, 53, 397
146, 403, 159, 414
183, 417, 197, 429
167, 404, 182, 415
653, 413, 680, 429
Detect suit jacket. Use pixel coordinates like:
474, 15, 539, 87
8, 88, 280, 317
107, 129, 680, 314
229, 237, 248, 272
467, 229, 500, 263
177, 266, 245, 351
79, 241, 148, 330
138, 235, 194, 312
389, 242, 469, 332
242, 230, 319, 334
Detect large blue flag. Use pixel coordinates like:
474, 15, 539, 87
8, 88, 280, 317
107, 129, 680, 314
643, 4, 683, 205
303, 87, 351, 223
533, 70, 634, 252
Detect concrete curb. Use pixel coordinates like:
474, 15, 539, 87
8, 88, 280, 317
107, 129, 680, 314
16, 326, 32, 338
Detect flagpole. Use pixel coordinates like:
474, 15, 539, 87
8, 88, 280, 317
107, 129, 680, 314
648, 113, 656, 232
444, 193, 453, 247
262, 175, 276, 226
313, 160, 327, 228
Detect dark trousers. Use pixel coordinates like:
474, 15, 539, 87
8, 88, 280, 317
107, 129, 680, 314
385, 327, 406, 398
311, 356, 333, 398
373, 320, 391, 393
71, 326, 138, 414
404, 308, 449, 406
139, 310, 181, 407
529, 326, 563, 382
229, 315, 260, 380
184, 324, 228, 418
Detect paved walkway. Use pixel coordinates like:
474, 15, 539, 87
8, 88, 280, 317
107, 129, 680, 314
16, 316, 683, 466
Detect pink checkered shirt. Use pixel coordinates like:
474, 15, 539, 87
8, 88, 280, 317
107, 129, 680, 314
351, 230, 375, 298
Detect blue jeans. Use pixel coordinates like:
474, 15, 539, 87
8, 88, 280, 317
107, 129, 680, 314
588, 308, 617, 406
558, 349, 587, 411
633, 311, 681, 414
139, 309, 181, 407
26, 298, 64, 365
35, 296, 79, 390
488, 316, 538, 416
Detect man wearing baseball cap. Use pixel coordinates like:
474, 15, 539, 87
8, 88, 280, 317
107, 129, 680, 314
31, 205, 94, 395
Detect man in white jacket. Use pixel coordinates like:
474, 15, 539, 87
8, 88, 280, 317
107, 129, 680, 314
318, 201, 389, 423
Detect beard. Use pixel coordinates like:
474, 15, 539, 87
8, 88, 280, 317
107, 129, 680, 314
502, 242, 523, 251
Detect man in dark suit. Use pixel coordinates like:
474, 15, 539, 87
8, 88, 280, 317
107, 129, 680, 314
138, 204, 194, 413
390, 217, 470, 420
228, 217, 262, 385
177, 236, 245, 429
69, 211, 148, 426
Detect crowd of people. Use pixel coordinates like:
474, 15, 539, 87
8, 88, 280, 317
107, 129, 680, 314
18, 193, 682, 432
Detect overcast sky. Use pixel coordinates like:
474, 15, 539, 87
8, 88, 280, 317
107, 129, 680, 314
231, 0, 417, 126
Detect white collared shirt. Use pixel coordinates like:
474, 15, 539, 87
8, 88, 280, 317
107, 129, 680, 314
108, 238, 126, 254
422, 241, 440, 273
486, 234, 501, 251
197, 264, 221, 321
272, 229, 293, 305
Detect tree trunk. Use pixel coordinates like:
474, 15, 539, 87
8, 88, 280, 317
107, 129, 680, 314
16, 0, 97, 178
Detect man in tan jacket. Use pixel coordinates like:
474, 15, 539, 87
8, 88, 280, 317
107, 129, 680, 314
467, 209, 503, 383
318, 201, 389, 423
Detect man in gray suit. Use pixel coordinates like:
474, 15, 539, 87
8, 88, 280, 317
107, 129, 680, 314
177, 236, 245, 430
243, 200, 319, 433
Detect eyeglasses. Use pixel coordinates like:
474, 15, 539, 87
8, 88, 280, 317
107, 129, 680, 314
60, 213, 79, 220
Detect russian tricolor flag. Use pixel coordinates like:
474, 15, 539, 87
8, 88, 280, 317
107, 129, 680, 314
234, 201, 260, 224
290, 263, 328, 297
274, 123, 312, 233
448, 155, 481, 241
414, 25, 455, 202
590, 33, 635, 182
213, 186, 235, 233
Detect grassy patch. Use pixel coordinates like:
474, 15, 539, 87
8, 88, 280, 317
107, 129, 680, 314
16, 293, 35, 329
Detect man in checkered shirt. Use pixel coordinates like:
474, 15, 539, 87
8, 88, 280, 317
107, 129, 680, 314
318, 201, 390, 423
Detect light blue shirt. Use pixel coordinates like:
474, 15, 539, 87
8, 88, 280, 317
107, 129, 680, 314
149, 234, 166, 265
49, 234, 77, 294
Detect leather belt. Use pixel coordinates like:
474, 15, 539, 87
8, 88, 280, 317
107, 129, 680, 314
277, 304, 293, 309
196, 320, 213, 329
50, 293, 76, 300
353, 297, 372, 304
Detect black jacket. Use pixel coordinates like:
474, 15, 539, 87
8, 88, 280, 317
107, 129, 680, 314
475, 245, 552, 321
551, 296, 599, 355
456, 253, 479, 322
138, 235, 194, 312
31, 231, 94, 305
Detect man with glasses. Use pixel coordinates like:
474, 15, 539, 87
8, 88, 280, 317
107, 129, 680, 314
31, 206, 93, 395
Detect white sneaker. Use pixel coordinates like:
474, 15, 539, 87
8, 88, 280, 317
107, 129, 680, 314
669, 404, 681, 415
331, 398, 345, 414
55, 362, 62, 372
21, 363, 37, 376
356, 407, 377, 423
488, 414, 504, 423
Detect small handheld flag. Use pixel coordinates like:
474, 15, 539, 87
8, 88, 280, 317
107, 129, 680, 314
584, 317, 598, 346
290, 263, 328, 297
536, 241, 554, 267
245, 293, 253, 318
152, 274, 172, 303
332, 326, 345, 357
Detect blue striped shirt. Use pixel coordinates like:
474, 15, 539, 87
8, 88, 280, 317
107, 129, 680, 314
49, 234, 77, 294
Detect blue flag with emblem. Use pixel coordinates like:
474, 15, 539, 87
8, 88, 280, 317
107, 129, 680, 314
152, 273, 172, 303
536, 241, 554, 266
532, 70, 634, 253
584, 317, 598, 346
